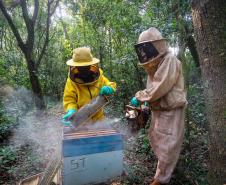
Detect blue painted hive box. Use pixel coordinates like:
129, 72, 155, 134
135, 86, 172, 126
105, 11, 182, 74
62, 129, 124, 185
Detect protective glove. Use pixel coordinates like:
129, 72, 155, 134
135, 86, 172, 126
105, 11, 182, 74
61, 119, 72, 126
130, 97, 140, 107
61, 109, 77, 126
100, 86, 114, 95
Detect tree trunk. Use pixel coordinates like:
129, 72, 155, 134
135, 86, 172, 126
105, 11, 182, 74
108, 26, 113, 78
0, 0, 58, 109
191, 1, 226, 184
186, 34, 200, 68
99, 45, 104, 69
25, 54, 45, 109
172, 0, 200, 68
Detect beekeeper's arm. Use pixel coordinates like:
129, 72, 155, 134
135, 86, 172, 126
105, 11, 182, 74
100, 71, 117, 95
135, 57, 179, 102
63, 78, 78, 112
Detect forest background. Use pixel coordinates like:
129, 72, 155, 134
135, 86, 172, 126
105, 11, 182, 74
0, 0, 225, 185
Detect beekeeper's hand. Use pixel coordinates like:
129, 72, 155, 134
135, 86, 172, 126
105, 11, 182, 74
130, 97, 140, 107
100, 86, 114, 95
61, 119, 72, 126
61, 109, 76, 126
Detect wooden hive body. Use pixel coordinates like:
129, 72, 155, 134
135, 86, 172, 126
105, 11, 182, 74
62, 129, 124, 185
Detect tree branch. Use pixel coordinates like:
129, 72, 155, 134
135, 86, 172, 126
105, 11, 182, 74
36, 0, 59, 68
50, 0, 59, 16
20, 0, 30, 29
0, 0, 26, 53
9, 0, 20, 9
32, 0, 39, 22
20, 0, 38, 53
58, 3, 67, 39
36, 0, 51, 68
184, 23, 200, 67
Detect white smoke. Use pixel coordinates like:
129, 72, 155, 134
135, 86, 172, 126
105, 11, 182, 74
9, 111, 63, 161
1, 86, 63, 163
2, 86, 34, 117
1, 86, 131, 166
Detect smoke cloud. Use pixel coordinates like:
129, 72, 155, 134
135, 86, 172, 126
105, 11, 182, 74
1, 86, 63, 164
1, 86, 129, 164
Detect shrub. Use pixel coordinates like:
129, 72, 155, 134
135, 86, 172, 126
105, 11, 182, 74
0, 101, 15, 141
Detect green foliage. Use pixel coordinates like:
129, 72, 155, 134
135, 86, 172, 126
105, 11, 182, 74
0, 57, 8, 84
38, 36, 68, 100
78, 0, 147, 106
0, 146, 17, 170
180, 54, 208, 184
62, 39, 73, 61
125, 165, 146, 185
0, 100, 15, 141
188, 83, 206, 126
0, 145, 42, 184
0, 146, 17, 184
183, 52, 207, 127
0, 0, 195, 104
0, 43, 30, 88
136, 129, 151, 155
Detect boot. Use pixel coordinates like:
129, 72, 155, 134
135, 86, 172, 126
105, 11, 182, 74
150, 179, 162, 185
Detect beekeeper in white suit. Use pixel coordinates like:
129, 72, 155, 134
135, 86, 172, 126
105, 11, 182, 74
130, 27, 187, 185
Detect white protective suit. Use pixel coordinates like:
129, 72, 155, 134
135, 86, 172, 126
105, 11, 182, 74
135, 27, 187, 184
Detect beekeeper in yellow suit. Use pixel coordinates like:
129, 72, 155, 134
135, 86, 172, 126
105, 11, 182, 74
130, 27, 187, 185
62, 47, 116, 126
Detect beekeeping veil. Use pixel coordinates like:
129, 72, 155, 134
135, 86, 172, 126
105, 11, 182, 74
134, 27, 169, 66
67, 47, 100, 84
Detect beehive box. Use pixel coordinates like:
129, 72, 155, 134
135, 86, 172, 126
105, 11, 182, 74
62, 129, 124, 185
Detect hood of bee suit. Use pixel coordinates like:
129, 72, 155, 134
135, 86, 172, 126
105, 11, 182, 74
136, 27, 169, 68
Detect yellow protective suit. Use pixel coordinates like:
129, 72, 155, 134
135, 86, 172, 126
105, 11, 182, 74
63, 69, 116, 121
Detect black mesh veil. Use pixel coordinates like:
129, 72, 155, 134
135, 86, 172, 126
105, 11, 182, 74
134, 42, 159, 64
